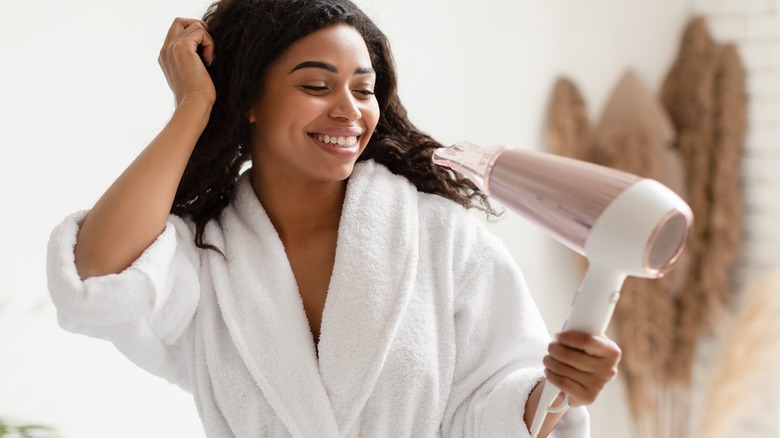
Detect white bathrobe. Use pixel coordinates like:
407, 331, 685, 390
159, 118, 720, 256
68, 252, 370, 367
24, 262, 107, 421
47, 160, 588, 437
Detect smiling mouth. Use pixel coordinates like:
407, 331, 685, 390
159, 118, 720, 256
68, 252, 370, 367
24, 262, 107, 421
309, 133, 359, 147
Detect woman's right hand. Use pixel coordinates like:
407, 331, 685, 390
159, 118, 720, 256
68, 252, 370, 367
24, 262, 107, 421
158, 18, 216, 108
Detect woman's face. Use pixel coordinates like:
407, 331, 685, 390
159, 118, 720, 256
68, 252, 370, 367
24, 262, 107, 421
249, 24, 380, 187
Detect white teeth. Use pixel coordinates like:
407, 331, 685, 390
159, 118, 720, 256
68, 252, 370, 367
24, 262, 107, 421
314, 134, 358, 147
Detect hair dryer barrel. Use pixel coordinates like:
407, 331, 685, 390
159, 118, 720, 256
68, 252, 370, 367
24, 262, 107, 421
432, 141, 693, 278
488, 147, 638, 254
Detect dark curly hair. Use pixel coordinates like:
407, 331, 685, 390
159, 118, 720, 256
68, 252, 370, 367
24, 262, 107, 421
171, 0, 496, 252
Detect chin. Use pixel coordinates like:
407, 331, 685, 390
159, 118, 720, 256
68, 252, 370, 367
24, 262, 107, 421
319, 162, 358, 182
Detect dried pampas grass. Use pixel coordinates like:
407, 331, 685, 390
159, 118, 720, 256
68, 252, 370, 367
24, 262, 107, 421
544, 16, 747, 438
697, 270, 780, 438
546, 77, 591, 161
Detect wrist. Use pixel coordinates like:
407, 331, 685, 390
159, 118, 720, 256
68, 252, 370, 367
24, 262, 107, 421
174, 97, 214, 128
177, 95, 214, 113
525, 381, 567, 437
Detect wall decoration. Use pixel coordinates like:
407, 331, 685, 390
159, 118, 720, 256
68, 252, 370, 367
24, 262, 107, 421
545, 16, 747, 438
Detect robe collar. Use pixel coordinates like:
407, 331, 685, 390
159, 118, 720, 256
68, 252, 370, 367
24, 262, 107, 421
209, 160, 419, 437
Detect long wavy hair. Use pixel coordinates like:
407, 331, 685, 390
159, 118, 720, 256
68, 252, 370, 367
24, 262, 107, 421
172, 0, 497, 252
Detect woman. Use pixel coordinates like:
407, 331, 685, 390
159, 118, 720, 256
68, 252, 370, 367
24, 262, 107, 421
47, 0, 620, 436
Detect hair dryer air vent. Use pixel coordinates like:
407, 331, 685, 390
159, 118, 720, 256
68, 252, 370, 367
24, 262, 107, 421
645, 210, 689, 275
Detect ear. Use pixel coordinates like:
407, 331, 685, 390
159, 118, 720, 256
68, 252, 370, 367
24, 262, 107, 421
247, 107, 256, 123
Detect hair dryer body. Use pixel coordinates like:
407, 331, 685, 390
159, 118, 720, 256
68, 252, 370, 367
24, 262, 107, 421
433, 141, 693, 437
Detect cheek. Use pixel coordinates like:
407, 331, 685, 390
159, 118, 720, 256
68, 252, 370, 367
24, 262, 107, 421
257, 100, 320, 146
364, 100, 381, 132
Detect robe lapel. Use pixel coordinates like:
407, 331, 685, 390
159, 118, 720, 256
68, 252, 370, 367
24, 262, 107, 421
209, 173, 340, 438
318, 161, 420, 435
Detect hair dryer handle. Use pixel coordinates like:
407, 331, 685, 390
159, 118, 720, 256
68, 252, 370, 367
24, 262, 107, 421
563, 266, 627, 334
529, 265, 627, 437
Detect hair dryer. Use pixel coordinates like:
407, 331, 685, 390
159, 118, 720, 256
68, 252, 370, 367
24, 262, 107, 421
432, 141, 693, 437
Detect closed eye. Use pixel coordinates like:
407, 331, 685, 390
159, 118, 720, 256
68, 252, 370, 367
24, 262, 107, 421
301, 85, 328, 93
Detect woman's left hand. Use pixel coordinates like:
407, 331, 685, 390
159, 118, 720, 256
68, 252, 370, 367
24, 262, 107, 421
542, 331, 622, 407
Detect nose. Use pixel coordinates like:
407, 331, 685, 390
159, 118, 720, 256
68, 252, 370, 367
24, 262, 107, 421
328, 88, 362, 122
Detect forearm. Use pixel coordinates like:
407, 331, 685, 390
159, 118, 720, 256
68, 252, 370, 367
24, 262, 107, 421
524, 381, 566, 437
74, 99, 211, 279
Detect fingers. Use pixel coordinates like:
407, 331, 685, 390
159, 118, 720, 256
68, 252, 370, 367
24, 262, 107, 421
557, 331, 620, 357
157, 17, 217, 107
543, 360, 603, 406
543, 331, 622, 407
199, 29, 215, 65
180, 21, 215, 65
164, 18, 209, 46
161, 18, 215, 65
546, 347, 614, 383
550, 332, 621, 378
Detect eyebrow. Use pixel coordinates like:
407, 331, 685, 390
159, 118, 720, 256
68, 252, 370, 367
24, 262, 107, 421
289, 61, 376, 75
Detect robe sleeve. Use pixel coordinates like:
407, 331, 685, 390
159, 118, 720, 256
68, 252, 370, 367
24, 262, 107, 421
46, 210, 201, 391
441, 217, 590, 437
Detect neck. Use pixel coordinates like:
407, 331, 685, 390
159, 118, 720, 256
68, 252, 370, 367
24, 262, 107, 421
249, 168, 346, 239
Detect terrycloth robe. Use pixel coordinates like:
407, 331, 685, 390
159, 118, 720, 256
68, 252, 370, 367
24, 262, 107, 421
47, 160, 589, 437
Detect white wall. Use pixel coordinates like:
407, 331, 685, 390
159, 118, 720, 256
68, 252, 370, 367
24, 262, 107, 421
0, 1, 693, 437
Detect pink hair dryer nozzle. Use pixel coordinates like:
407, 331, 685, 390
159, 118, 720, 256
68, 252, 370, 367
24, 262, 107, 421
433, 141, 693, 437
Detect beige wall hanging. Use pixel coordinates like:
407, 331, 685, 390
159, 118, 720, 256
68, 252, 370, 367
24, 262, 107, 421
545, 16, 747, 438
